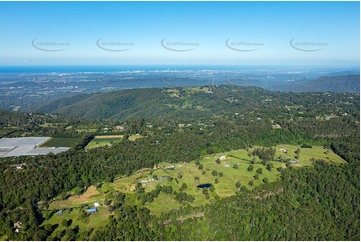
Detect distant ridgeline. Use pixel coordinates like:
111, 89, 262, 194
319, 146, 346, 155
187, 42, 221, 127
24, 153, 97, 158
33, 84, 360, 121
1, 73, 359, 111
272, 74, 360, 93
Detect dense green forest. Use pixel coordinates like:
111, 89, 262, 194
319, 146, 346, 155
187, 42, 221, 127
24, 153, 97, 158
34, 85, 359, 122
0, 86, 359, 240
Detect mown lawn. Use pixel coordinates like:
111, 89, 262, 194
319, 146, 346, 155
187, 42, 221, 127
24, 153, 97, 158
85, 137, 122, 149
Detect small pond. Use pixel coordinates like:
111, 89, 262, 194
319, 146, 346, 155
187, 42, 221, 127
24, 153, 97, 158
197, 183, 212, 188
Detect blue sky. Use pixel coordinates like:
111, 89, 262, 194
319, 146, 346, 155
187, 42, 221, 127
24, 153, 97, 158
0, 1, 359, 66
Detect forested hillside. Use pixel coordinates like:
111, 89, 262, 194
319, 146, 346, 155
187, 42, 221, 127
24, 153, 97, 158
273, 74, 360, 93
34, 85, 360, 122
0, 86, 359, 240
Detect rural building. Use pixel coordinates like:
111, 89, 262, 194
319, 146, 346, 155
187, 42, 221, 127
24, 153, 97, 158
141, 178, 154, 183
94, 202, 100, 207
56, 210, 63, 215
224, 164, 230, 168
272, 124, 282, 129
279, 148, 287, 153
13, 165, 23, 170
219, 156, 226, 160
113, 125, 124, 131
13, 221, 22, 233
87, 208, 97, 214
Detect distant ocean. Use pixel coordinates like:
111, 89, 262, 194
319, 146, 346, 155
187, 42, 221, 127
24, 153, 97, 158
0, 65, 242, 73
0, 65, 317, 74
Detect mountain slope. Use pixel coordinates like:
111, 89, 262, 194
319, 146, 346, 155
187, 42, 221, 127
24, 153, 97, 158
33, 85, 360, 122
277, 74, 360, 93
35, 88, 172, 120
33, 86, 279, 121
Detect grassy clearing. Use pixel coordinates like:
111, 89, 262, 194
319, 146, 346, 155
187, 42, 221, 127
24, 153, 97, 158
145, 193, 181, 214
273, 144, 345, 166
128, 134, 143, 141
105, 154, 284, 213
106, 144, 344, 214
85, 136, 123, 149
44, 186, 110, 238
42, 206, 110, 237
40, 137, 79, 147
95, 135, 123, 139
45, 144, 346, 229
49, 186, 104, 210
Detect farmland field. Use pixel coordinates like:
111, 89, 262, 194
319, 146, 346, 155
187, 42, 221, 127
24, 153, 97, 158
45, 144, 345, 220
128, 134, 143, 141
40, 137, 79, 147
85, 135, 123, 149
95, 135, 123, 139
